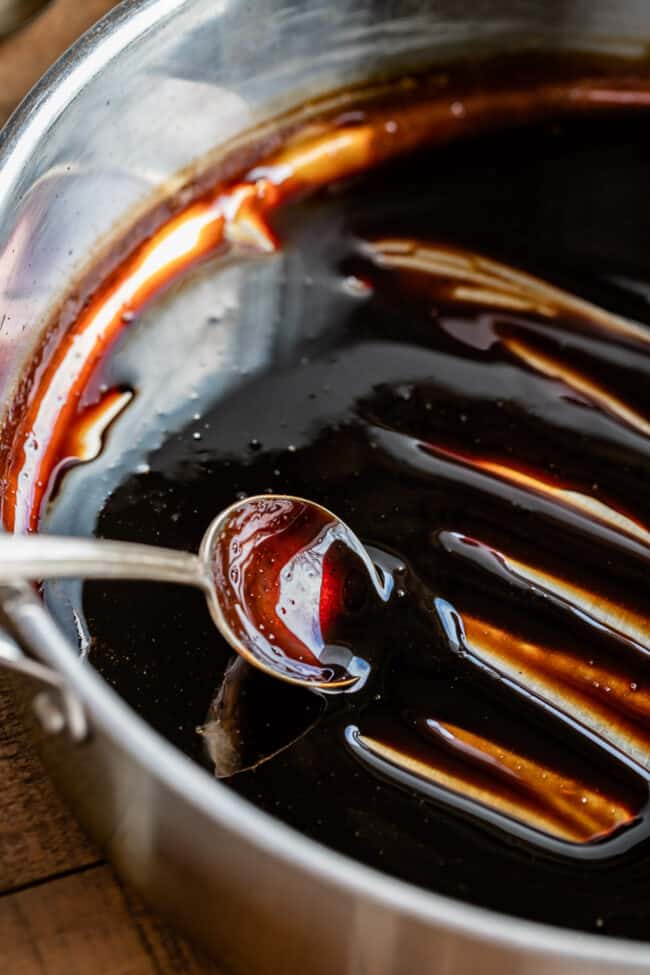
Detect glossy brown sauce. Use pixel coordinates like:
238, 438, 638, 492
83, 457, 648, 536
4, 55, 650, 532
5, 53, 650, 937
210, 495, 389, 688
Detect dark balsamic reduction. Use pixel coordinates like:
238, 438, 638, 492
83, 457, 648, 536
58, 109, 650, 935
209, 494, 389, 688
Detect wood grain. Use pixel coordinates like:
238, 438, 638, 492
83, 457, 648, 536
0, 4, 228, 971
0, 863, 224, 974
0, 675, 223, 973
0, 866, 155, 975
0, 675, 96, 893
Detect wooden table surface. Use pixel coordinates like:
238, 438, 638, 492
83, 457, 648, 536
0, 4, 223, 972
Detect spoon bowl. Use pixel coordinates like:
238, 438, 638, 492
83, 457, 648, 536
202, 495, 391, 691
0, 495, 391, 692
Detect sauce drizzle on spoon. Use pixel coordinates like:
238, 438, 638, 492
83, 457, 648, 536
206, 495, 392, 690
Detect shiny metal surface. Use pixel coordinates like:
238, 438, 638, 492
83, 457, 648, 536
0, 591, 87, 741
0, 533, 205, 586
0, 493, 376, 690
1, 1, 650, 972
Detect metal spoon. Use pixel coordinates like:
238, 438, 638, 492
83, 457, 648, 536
0, 495, 391, 691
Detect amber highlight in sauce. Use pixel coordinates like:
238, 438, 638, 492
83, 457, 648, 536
6, 55, 650, 924
4, 63, 650, 532
64, 72, 650, 933
347, 720, 640, 844
210, 496, 388, 688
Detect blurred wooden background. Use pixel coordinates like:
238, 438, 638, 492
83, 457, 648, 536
0, 1, 118, 124
0, 2, 223, 972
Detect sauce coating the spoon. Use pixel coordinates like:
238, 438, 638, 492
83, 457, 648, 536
209, 495, 390, 688
7, 52, 650, 939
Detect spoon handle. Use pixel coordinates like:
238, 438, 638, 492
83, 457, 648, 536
0, 535, 207, 589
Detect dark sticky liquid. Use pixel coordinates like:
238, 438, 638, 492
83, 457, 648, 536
209, 494, 387, 688
46, 109, 650, 935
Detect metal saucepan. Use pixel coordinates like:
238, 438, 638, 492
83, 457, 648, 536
1, 1, 650, 972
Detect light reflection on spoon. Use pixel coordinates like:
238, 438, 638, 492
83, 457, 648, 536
0, 494, 391, 692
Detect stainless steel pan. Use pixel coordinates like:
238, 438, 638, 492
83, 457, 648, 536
1, 2, 650, 972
